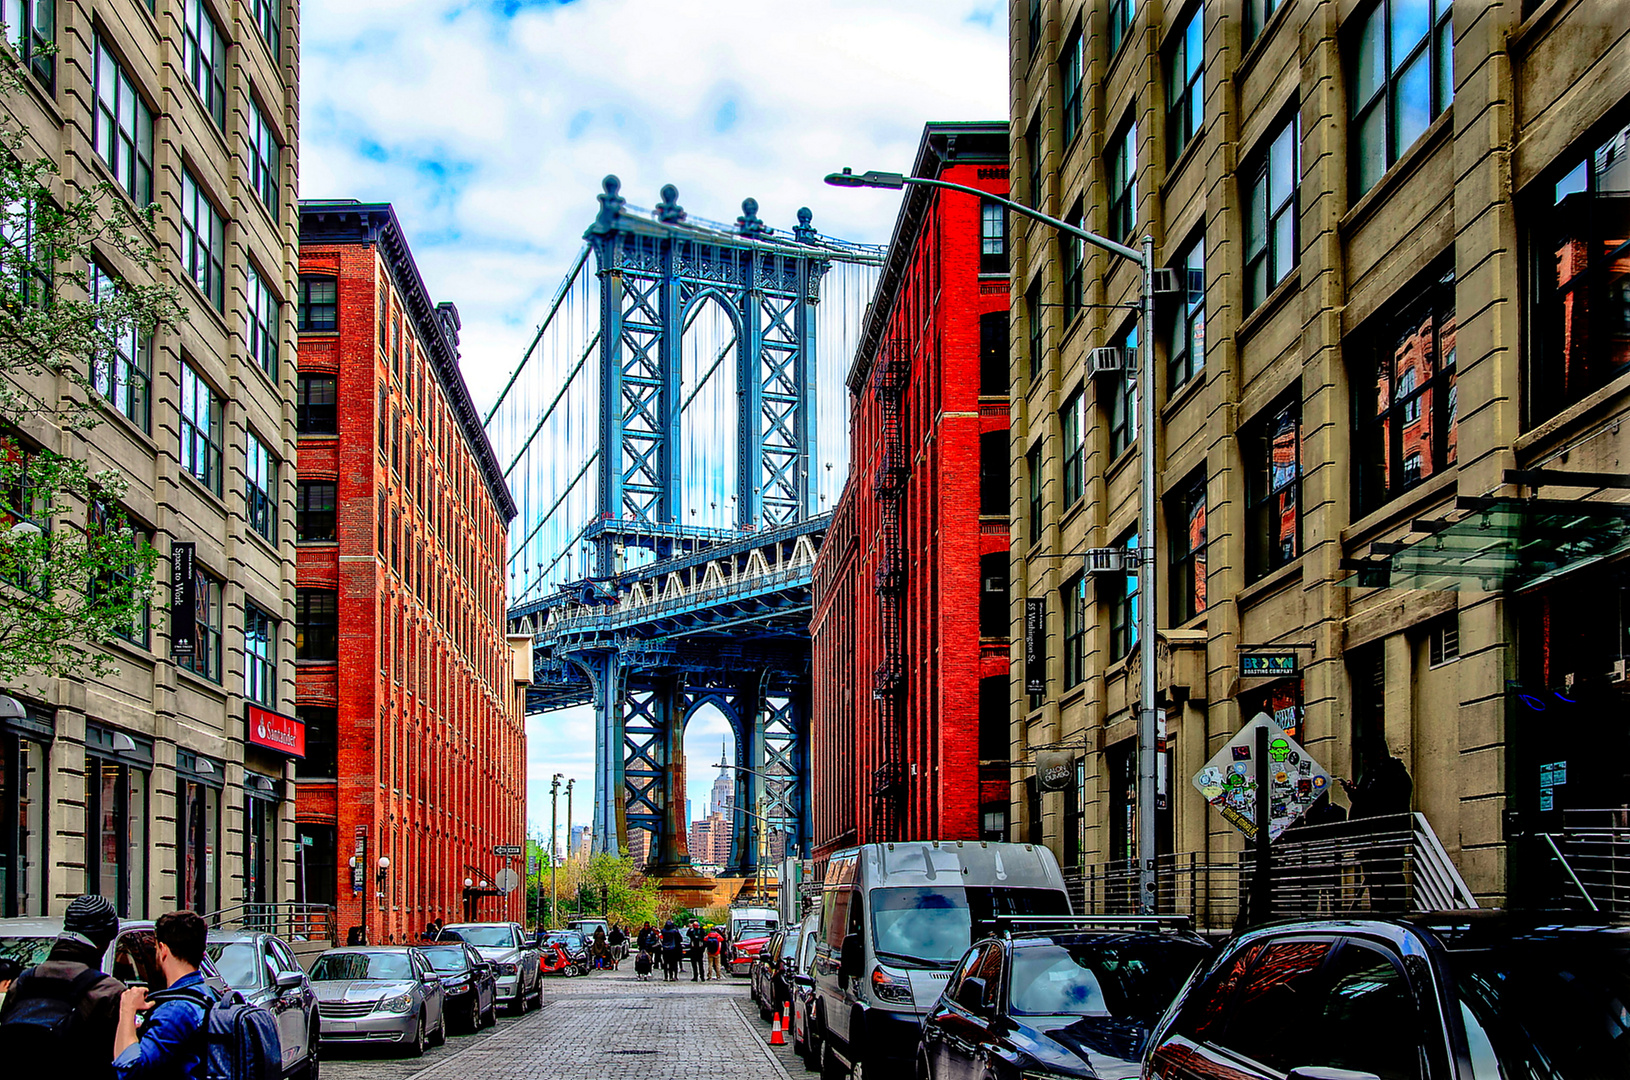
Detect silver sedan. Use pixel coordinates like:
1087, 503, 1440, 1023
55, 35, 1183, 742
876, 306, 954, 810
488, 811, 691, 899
309, 946, 447, 1057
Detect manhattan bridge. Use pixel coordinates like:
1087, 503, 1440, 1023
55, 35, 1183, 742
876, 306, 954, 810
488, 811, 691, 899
486, 177, 882, 876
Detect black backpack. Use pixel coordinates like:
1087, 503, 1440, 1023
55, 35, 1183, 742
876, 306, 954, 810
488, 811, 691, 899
0, 966, 109, 1071
149, 984, 282, 1080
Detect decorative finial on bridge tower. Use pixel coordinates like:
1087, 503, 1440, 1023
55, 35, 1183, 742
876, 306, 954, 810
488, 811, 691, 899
793, 207, 817, 243
736, 197, 771, 237
589, 175, 626, 234
655, 184, 687, 224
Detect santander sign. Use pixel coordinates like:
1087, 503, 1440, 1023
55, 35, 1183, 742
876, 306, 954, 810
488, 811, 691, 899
247, 704, 305, 759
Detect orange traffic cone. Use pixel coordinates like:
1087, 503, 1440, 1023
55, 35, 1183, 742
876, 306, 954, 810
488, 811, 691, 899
782, 1003, 793, 1031
769, 1011, 786, 1046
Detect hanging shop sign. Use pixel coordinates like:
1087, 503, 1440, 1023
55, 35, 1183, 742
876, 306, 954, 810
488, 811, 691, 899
1024, 598, 1046, 695
1035, 750, 1076, 792
246, 704, 305, 759
1240, 653, 1298, 678
1192, 712, 1329, 842
170, 542, 196, 657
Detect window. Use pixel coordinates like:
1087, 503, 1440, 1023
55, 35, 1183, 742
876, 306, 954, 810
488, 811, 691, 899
3, 198, 50, 310
178, 571, 222, 682
1355, 267, 1456, 513
1428, 615, 1459, 667
247, 98, 279, 220
245, 263, 278, 379
296, 481, 336, 542
93, 39, 154, 207
980, 201, 1007, 274
1027, 0, 1041, 56
1027, 441, 1044, 546
296, 588, 337, 661
1246, 113, 1300, 310
980, 311, 1009, 396
181, 171, 225, 309
179, 362, 223, 494
1061, 390, 1084, 508
1108, 321, 1139, 458
979, 553, 1008, 638
0, 728, 48, 916
1246, 393, 1300, 580
89, 501, 149, 647
178, 773, 219, 914
1107, 120, 1138, 240
1351, 0, 1454, 197
1109, 0, 1134, 56
1027, 114, 1043, 210
1170, 471, 1207, 624
299, 275, 337, 331
182, 0, 227, 130
1246, 0, 1282, 46
1027, 277, 1045, 381
1109, 530, 1140, 659
86, 748, 149, 918
1167, 6, 1204, 163
1062, 206, 1084, 325
1063, 574, 1086, 688
250, 0, 279, 56
980, 430, 1009, 516
296, 706, 337, 779
243, 602, 277, 706
3, 0, 53, 88
89, 264, 150, 432
297, 374, 337, 434
1528, 122, 1630, 421
1061, 32, 1083, 147
1167, 235, 1205, 389
245, 431, 277, 543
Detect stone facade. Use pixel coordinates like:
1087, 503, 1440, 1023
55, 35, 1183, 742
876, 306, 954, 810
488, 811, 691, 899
1008, 0, 1630, 905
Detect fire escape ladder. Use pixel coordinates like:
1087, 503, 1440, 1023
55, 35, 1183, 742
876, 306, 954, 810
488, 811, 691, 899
871, 337, 909, 838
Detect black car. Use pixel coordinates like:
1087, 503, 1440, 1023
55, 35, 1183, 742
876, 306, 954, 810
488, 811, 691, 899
419, 942, 498, 1032
920, 925, 1213, 1080
542, 930, 590, 973
751, 930, 785, 1019
1144, 914, 1630, 1080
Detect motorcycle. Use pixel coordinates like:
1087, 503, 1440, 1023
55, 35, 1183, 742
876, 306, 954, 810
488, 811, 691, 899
537, 939, 582, 976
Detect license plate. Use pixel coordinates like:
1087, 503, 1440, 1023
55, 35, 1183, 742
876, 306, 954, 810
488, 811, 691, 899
325, 1020, 356, 1032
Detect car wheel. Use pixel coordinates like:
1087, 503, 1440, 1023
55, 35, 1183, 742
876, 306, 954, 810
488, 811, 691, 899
482, 995, 497, 1027
466, 996, 481, 1033
430, 1009, 447, 1047
819, 1034, 847, 1080
404, 1014, 426, 1058
301, 1025, 320, 1080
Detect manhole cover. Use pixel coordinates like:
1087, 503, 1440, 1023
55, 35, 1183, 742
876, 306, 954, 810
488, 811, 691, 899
612, 1049, 658, 1056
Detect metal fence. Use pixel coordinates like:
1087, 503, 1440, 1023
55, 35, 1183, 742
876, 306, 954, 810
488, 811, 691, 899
206, 902, 335, 944
1532, 809, 1630, 916
1065, 813, 1478, 932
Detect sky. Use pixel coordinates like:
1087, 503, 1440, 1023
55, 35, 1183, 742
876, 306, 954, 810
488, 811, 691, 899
300, 0, 1010, 850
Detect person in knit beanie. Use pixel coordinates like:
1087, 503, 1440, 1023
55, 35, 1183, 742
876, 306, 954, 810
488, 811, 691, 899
0, 895, 128, 1070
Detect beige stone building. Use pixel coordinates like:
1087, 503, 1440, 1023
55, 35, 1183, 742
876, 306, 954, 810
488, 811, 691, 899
1, 0, 301, 920
1007, 0, 1630, 910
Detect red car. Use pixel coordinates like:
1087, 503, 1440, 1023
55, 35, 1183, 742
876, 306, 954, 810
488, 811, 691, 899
728, 933, 770, 977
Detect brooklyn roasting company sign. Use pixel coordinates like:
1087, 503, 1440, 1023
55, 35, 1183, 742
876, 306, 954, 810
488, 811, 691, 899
246, 704, 305, 759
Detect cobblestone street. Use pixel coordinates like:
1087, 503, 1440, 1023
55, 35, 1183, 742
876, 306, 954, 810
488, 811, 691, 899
324, 971, 796, 1080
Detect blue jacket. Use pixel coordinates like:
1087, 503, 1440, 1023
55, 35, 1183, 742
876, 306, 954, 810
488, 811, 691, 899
112, 971, 213, 1080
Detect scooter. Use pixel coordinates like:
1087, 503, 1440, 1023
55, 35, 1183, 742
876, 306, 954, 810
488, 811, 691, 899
537, 940, 578, 976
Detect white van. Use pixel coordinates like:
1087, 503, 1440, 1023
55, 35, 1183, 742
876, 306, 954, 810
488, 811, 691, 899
808, 842, 1071, 1078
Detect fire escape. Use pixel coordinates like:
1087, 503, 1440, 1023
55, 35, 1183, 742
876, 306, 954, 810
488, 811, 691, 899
871, 337, 909, 839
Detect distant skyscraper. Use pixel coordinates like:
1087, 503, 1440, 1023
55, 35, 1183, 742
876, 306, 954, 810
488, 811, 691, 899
709, 746, 735, 817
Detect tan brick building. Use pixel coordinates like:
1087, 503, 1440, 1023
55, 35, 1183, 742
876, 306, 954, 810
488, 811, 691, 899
0, 0, 301, 919
1008, 0, 1630, 909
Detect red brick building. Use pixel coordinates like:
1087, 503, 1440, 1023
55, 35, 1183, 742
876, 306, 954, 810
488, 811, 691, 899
811, 124, 1012, 859
292, 202, 528, 942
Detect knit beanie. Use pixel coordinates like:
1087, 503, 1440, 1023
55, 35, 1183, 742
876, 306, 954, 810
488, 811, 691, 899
62, 894, 120, 954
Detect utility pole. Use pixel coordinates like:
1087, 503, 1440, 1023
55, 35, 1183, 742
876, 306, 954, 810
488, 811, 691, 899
550, 774, 562, 930
565, 778, 575, 916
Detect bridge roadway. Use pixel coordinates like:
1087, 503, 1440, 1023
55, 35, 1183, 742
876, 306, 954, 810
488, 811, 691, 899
325, 969, 797, 1080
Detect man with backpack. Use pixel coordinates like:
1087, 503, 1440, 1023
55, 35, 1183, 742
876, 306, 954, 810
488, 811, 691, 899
112, 910, 214, 1079
703, 925, 724, 980
0, 894, 127, 1074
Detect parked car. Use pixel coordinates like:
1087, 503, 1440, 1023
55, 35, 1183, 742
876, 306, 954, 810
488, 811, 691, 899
439, 921, 541, 1012
0, 918, 232, 996
809, 842, 1072, 1079
729, 905, 779, 951
309, 946, 447, 1057
538, 929, 590, 975
756, 924, 805, 1022
787, 912, 823, 1062
751, 931, 786, 1018
567, 917, 623, 956
918, 922, 1213, 1080
1143, 914, 1630, 1080
418, 941, 498, 1032
205, 929, 322, 1079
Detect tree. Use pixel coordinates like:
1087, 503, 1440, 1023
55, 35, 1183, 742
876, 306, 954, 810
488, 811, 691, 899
0, 52, 182, 682
583, 850, 662, 929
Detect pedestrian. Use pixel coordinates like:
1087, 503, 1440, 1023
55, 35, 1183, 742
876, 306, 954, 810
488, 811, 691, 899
112, 910, 214, 1079
660, 920, 683, 982
704, 925, 725, 980
1340, 735, 1414, 912
637, 921, 659, 957
685, 920, 705, 982
608, 923, 626, 962
0, 894, 126, 1073
0, 958, 20, 1013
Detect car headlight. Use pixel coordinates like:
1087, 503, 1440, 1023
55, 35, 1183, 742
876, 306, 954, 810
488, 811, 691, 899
497, 963, 517, 976
377, 993, 414, 1014
869, 964, 914, 1005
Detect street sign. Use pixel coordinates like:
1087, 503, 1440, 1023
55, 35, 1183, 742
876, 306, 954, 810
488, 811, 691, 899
1192, 712, 1329, 843
494, 868, 520, 894
1241, 653, 1298, 678
493, 845, 523, 857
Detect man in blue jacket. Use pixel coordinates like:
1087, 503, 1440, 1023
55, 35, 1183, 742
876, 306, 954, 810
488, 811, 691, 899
112, 911, 213, 1080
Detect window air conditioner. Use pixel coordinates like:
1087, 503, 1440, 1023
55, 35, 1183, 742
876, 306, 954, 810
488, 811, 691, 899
1087, 347, 1125, 377
1083, 548, 1126, 574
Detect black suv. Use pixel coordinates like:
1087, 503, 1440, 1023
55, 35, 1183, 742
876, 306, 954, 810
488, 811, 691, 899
1144, 914, 1630, 1080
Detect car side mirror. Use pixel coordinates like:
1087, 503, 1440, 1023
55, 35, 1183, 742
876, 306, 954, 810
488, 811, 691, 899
839, 934, 863, 979
958, 976, 987, 1011
274, 971, 304, 992
1285, 1069, 1381, 1080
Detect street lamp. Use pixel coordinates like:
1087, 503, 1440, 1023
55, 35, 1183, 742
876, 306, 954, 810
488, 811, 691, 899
550, 773, 563, 929
826, 167, 1161, 915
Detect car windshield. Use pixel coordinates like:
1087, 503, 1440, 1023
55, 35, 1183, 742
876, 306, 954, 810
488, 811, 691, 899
420, 947, 470, 974
734, 920, 775, 937
871, 887, 1070, 967
1447, 933, 1630, 1079
310, 952, 414, 982
0, 935, 55, 967
451, 927, 514, 948
548, 933, 584, 949
1008, 937, 1212, 1020
205, 942, 264, 990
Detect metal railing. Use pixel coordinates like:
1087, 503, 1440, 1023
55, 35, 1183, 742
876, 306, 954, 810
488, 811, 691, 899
1531, 809, 1630, 916
1065, 813, 1478, 932
205, 902, 335, 943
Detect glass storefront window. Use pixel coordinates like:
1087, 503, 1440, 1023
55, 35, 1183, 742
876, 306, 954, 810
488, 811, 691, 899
1, 731, 47, 916
86, 754, 148, 918
245, 784, 277, 905
180, 778, 220, 915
